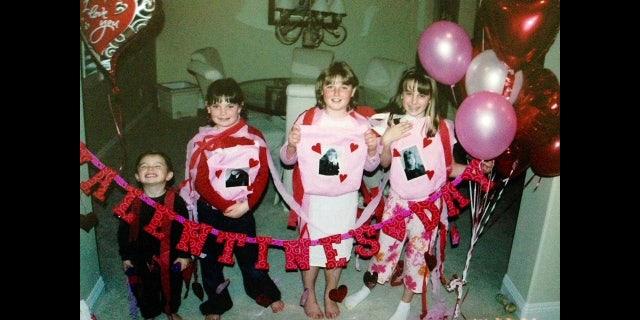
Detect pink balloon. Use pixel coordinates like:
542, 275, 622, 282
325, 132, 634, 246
455, 91, 517, 160
465, 49, 523, 102
418, 21, 473, 85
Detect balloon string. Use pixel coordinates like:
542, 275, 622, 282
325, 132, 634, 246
107, 93, 126, 174
449, 85, 459, 107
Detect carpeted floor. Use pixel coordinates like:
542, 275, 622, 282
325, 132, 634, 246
87, 106, 522, 320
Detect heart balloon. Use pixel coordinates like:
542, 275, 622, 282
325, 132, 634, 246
530, 134, 560, 177
494, 139, 530, 180
513, 66, 560, 150
481, 0, 560, 70
80, 0, 157, 74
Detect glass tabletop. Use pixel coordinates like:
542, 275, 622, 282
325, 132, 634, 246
239, 78, 291, 116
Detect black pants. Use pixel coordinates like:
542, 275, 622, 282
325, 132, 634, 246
134, 258, 184, 318
196, 201, 282, 316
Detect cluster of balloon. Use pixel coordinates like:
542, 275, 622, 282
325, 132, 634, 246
513, 66, 560, 177
80, 0, 160, 93
418, 0, 560, 179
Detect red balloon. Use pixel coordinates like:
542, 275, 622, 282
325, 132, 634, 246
494, 139, 531, 180
481, 0, 560, 70
513, 66, 560, 150
80, 0, 158, 77
530, 134, 560, 177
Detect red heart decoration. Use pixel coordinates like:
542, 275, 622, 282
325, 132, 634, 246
363, 271, 378, 289
80, 212, 99, 232
350, 143, 359, 152
424, 252, 437, 271
339, 174, 347, 182
215, 170, 222, 178
481, 0, 560, 70
393, 149, 401, 157
423, 138, 432, 148
249, 158, 259, 168
426, 170, 434, 179
328, 285, 348, 302
311, 143, 322, 154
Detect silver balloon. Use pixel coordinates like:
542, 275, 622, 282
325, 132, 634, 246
465, 49, 523, 103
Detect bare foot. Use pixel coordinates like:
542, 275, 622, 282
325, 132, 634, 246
270, 300, 285, 313
324, 299, 340, 319
304, 296, 324, 319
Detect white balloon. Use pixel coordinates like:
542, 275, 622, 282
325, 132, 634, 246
465, 49, 522, 103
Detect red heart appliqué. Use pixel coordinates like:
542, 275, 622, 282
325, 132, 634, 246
350, 143, 359, 152
215, 170, 222, 178
423, 138, 432, 148
393, 149, 401, 157
311, 143, 322, 154
426, 170, 434, 179
339, 174, 347, 182
328, 285, 348, 302
249, 158, 259, 168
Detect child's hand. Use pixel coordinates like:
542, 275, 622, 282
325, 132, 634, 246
286, 124, 301, 158
381, 121, 411, 147
224, 201, 250, 218
288, 124, 301, 147
481, 160, 495, 175
122, 260, 134, 272
364, 129, 378, 155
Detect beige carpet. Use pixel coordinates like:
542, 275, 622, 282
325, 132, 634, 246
87, 107, 521, 320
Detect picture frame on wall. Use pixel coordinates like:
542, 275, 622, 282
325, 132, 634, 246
268, 0, 310, 25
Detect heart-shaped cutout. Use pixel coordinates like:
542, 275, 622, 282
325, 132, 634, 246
249, 158, 259, 168
363, 271, 378, 289
424, 252, 437, 271
328, 284, 348, 302
339, 174, 347, 182
423, 138, 432, 148
350, 143, 359, 152
80, 212, 99, 232
393, 149, 401, 157
311, 143, 322, 154
215, 170, 222, 178
426, 170, 434, 179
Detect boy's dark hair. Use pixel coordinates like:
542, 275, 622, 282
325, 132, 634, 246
135, 149, 175, 187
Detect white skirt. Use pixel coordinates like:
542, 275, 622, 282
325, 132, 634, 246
305, 191, 358, 267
